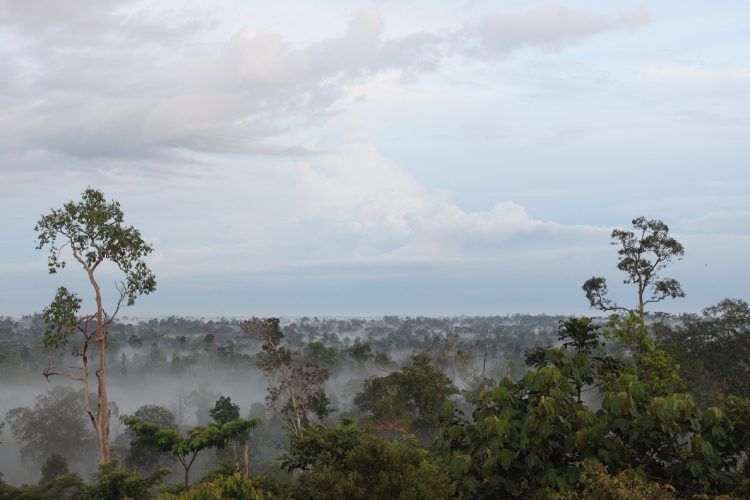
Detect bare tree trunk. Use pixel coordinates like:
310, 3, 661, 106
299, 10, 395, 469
482, 329, 488, 377
242, 442, 249, 478
97, 336, 110, 463
88, 268, 110, 463
178, 392, 184, 428
81, 336, 103, 463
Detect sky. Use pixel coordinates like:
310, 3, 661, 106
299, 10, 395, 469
0, 0, 748, 317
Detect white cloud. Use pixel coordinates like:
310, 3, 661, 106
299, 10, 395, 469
678, 211, 750, 234
0, 3, 648, 168
461, 4, 648, 58
118, 142, 609, 280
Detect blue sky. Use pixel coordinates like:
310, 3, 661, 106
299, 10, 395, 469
0, 0, 748, 316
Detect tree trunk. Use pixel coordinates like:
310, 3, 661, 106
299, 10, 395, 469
97, 336, 110, 463
81, 337, 103, 463
268, 336, 304, 436
88, 269, 110, 463
482, 330, 488, 377
242, 442, 249, 478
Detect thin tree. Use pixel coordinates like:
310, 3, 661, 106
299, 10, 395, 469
582, 216, 685, 319
241, 317, 329, 438
35, 188, 156, 463
209, 396, 251, 477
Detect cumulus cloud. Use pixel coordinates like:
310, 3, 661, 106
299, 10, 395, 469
111, 142, 608, 281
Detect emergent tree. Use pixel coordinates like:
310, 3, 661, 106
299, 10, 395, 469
35, 187, 156, 463
582, 216, 684, 318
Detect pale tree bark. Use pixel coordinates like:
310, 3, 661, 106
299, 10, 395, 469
87, 267, 111, 463
36, 188, 156, 466
242, 442, 249, 478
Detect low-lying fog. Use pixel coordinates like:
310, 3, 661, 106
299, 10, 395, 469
0, 314, 567, 485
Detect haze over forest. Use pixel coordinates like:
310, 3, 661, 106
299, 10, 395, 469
1, 1, 749, 499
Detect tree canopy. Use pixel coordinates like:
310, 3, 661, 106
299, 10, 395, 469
583, 216, 685, 317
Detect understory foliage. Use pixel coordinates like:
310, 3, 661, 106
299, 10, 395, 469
159, 473, 265, 500
282, 419, 451, 500
120, 415, 258, 488
354, 352, 458, 439
555, 461, 677, 499
0, 461, 167, 500
656, 298, 750, 404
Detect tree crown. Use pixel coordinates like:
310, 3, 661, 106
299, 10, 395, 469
35, 187, 156, 306
583, 216, 685, 316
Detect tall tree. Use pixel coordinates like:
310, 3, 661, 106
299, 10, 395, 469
581, 217, 686, 396
209, 396, 251, 477
35, 187, 156, 463
582, 217, 684, 318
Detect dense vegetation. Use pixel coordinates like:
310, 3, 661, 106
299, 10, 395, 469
1, 191, 748, 499
3, 304, 748, 499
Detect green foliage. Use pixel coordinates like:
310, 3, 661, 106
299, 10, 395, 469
0, 473, 84, 500
657, 298, 750, 401
120, 414, 259, 487
525, 317, 622, 403
83, 461, 168, 500
583, 216, 684, 317
556, 460, 676, 499
120, 405, 178, 473
285, 421, 450, 500
160, 473, 265, 500
121, 416, 258, 457
41, 287, 81, 349
35, 187, 156, 305
346, 341, 374, 363
280, 418, 364, 472
209, 396, 240, 425
242, 317, 331, 436
354, 352, 458, 438
0, 463, 169, 500
5, 386, 95, 465
439, 367, 594, 498
304, 342, 340, 371
242, 317, 284, 351
34, 188, 158, 465
604, 314, 685, 396
557, 317, 601, 356
39, 453, 69, 485
439, 316, 750, 498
